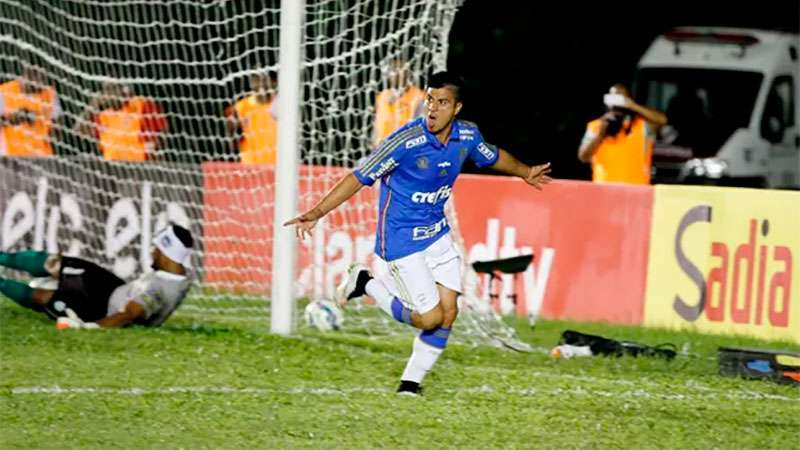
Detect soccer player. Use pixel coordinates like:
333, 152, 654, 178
285, 71, 552, 395
0, 224, 194, 329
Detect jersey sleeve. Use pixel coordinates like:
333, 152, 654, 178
126, 273, 189, 323
581, 120, 600, 147
127, 283, 161, 320
467, 126, 500, 168
353, 126, 408, 186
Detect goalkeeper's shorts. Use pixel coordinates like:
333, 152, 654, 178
43, 257, 126, 322
382, 233, 462, 314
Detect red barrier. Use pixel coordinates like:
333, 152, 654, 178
453, 176, 653, 324
202, 163, 654, 325
202, 163, 275, 292
202, 163, 378, 295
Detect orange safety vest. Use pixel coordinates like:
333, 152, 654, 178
587, 116, 654, 185
374, 85, 425, 145
234, 95, 277, 165
97, 97, 161, 162
0, 79, 57, 157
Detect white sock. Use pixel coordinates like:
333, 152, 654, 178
365, 278, 395, 317
401, 335, 444, 384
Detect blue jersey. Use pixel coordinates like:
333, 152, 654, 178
354, 117, 499, 261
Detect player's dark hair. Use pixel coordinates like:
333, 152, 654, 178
427, 71, 464, 102
171, 224, 194, 248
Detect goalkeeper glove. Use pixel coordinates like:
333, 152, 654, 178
56, 308, 100, 330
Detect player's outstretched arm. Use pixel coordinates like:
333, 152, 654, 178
56, 302, 144, 330
490, 149, 553, 190
96, 301, 146, 328
283, 172, 365, 240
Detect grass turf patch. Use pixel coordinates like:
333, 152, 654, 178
1, 302, 797, 449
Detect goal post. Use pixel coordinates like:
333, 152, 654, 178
271, 0, 304, 335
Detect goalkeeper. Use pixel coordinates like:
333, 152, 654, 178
0, 224, 194, 329
285, 72, 552, 395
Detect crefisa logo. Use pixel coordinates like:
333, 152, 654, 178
673, 205, 793, 327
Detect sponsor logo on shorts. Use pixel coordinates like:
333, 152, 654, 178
412, 217, 448, 240
405, 135, 427, 149
368, 157, 398, 181
411, 185, 452, 204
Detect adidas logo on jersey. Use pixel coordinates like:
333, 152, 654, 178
411, 185, 451, 204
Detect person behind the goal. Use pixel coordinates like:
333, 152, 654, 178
285, 71, 552, 395
0, 224, 194, 329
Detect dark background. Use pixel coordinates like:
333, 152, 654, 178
448, 1, 800, 180
1, 0, 797, 177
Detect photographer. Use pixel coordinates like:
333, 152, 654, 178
578, 84, 667, 185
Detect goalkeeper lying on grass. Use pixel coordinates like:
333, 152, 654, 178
0, 224, 193, 329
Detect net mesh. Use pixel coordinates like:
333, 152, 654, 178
0, 0, 528, 349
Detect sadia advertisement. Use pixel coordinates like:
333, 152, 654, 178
644, 185, 799, 343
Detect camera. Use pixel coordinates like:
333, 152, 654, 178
603, 115, 623, 136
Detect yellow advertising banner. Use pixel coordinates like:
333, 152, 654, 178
645, 185, 800, 343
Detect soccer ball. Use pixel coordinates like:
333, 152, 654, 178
304, 299, 344, 331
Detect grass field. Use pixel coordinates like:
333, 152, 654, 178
1, 300, 798, 450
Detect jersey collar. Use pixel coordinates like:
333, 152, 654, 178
449, 120, 461, 142
421, 118, 461, 148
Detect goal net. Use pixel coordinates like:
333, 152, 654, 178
0, 0, 528, 349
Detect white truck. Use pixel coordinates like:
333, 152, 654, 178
634, 27, 800, 189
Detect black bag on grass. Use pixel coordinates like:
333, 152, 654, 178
559, 330, 677, 360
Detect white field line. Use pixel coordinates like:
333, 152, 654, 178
9, 385, 796, 402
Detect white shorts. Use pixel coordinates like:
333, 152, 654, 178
380, 233, 462, 314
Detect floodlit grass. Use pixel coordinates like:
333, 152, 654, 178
1, 301, 797, 450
